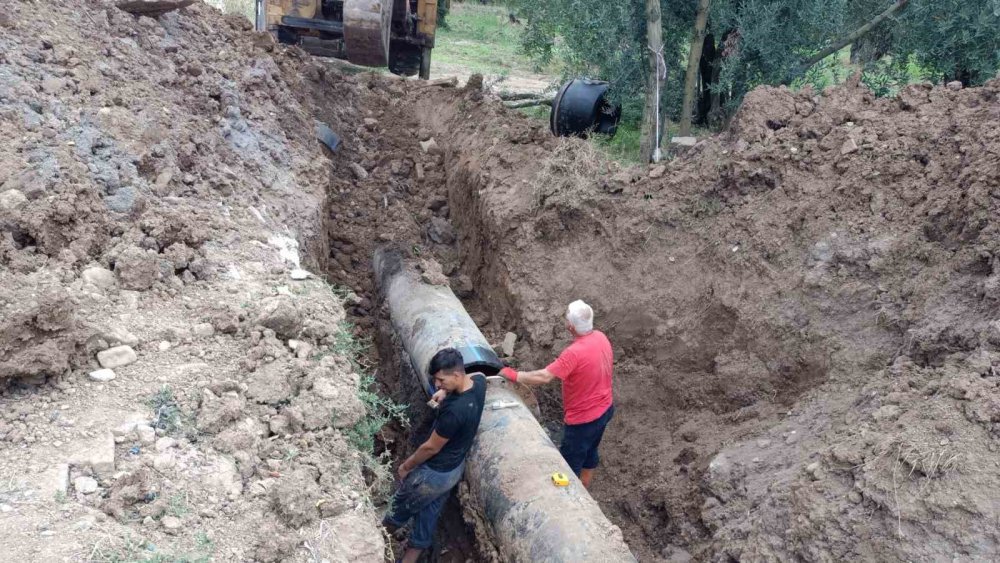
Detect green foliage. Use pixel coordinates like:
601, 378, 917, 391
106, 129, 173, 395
329, 323, 408, 500
167, 492, 189, 517
514, 0, 999, 130
890, 0, 1000, 84
148, 386, 184, 435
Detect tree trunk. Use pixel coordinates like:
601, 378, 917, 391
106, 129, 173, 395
679, 0, 711, 136
639, 0, 665, 163
696, 33, 716, 124
785, 0, 910, 83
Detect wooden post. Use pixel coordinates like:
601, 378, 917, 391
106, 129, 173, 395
679, 0, 711, 136
639, 0, 665, 163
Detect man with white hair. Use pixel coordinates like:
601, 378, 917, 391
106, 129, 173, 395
498, 300, 614, 488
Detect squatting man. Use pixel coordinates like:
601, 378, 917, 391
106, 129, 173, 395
382, 348, 486, 563
382, 300, 615, 559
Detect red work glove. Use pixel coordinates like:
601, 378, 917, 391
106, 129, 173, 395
500, 366, 519, 382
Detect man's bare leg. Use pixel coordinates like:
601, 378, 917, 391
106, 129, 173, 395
401, 547, 423, 563
580, 468, 594, 488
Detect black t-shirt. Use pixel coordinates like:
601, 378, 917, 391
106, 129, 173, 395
426, 374, 487, 472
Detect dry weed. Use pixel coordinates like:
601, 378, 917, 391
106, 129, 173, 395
534, 138, 606, 209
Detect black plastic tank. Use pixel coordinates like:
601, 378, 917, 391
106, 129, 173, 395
550, 78, 621, 138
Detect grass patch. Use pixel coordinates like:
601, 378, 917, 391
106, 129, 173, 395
167, 492, 189, 518
148, 386, 183, 436
89, 530, 215, 563
329, 324, 409, 500
435, 3, 555, 76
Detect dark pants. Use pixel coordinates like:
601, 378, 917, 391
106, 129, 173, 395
559, 405, 615, 476
383, 462, 464, 550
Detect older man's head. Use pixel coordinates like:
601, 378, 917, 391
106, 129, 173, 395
565, 300, 594, 336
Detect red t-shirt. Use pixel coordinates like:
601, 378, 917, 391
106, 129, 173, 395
545, 330, 614, 425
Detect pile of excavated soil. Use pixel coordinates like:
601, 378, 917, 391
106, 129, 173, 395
0, 1, 415, 560
404, 75, 1000, 560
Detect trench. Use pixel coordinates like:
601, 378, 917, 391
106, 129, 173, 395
308, 75, 832, 561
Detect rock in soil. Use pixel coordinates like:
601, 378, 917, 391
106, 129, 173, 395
96, 346, 137, 369
73, 476, 99, 495
88, 369, 116, 382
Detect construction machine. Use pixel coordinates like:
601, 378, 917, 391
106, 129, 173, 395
255, 0, 438, 78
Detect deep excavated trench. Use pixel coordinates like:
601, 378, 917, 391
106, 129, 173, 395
306, 75, 834, 561
306, 64, 1000, 563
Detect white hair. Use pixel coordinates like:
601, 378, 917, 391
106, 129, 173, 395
566, 300, 594, 334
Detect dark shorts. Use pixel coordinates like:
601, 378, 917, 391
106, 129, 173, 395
559, 404, 615, 475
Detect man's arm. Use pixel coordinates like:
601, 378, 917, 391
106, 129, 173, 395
499, 366, 556, 386
399, 431, 449, 479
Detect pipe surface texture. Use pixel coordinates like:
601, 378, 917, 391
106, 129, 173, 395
374, 247, 636, 562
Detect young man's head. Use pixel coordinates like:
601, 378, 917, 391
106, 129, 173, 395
565, 299, 594, 337
428, 348, 467, 392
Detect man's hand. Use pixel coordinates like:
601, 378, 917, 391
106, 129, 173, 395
499, 366, 519, 382
398, 463, 412, 481
431, 389, 447, 403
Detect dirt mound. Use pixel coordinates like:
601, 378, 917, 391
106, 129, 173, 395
0, 1, 391, 560
406, 76, 1000, 559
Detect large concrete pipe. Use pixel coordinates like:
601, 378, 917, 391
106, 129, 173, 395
374, 247, 636, 562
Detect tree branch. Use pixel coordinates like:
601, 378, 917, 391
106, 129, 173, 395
504, 98, 553, 109
784, 0, 910, 83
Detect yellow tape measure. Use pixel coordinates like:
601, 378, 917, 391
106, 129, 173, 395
551, 472, 570, 487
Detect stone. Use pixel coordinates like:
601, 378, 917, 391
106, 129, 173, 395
450, 274, 474, 298
97, 345, 137, 369
154, 437, 177, 452
348, 162, 368, 180
115, 246, 160, 290
192, 323, 215, 338
40, 77, 66, 94
946, 80, 963, 91
153, 452, 176, 471
158, 341, 172, 352
415, 163, 425, 181
81, 266, 117, 289
255, 297, 302, 338
99, 326, 139, 347
67, 433, 115, 477
648, 165, 666, 179
501, 332, 517, 357
427, 217, 455, 245
419, 138, 441, 155
161, 515, 183, 533
289, 268, 310, 280
670, 136, 698, 147
136, 424, 156, 445
88, 369, 116, 382
363, 117, 378, 128
840, 138, 859, 155
73, 476, 99, 494
0, 189, 27, 211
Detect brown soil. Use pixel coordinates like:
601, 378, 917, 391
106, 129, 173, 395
409, 76, 1000, 561
3, 0, 1000, 561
